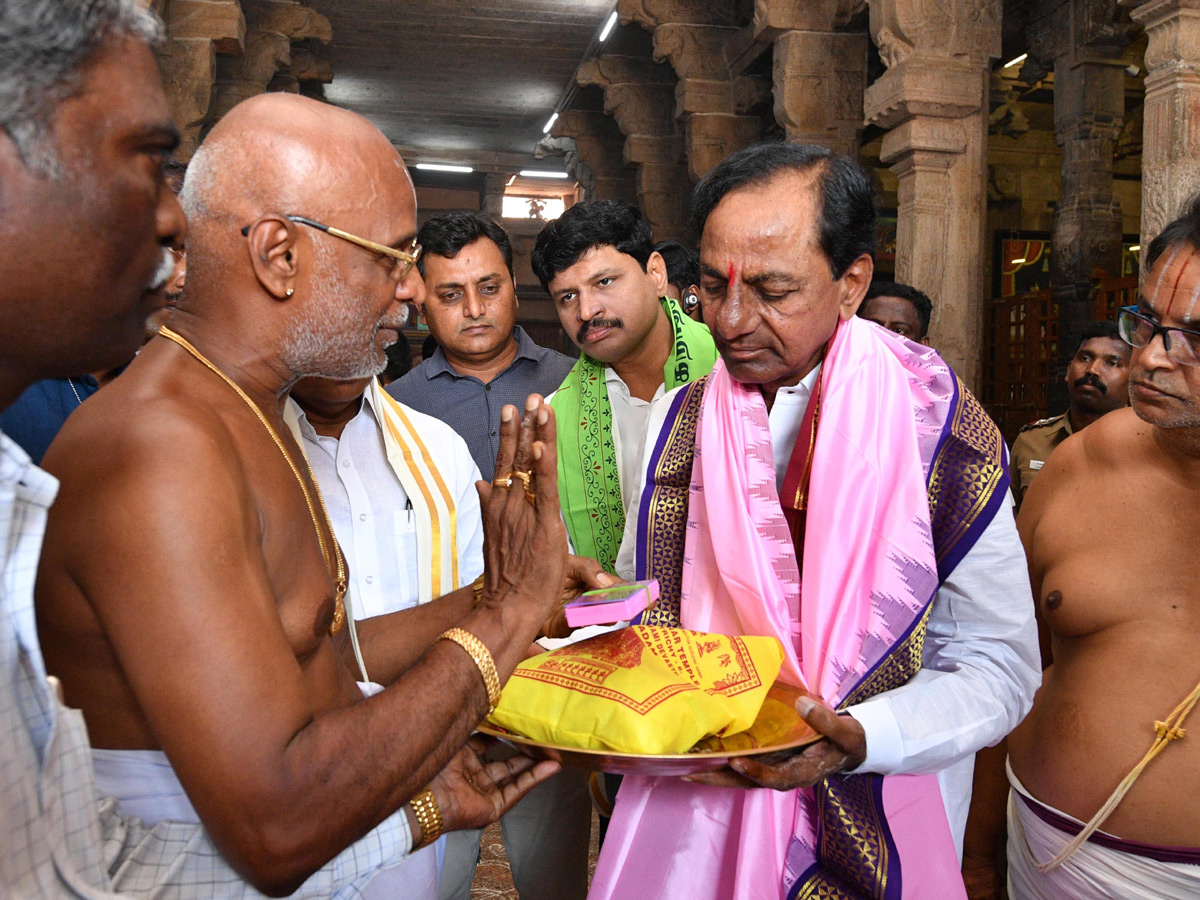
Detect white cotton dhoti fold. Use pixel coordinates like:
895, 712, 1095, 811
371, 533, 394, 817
93, 682, 440, 900
1007, 760, 1200, 900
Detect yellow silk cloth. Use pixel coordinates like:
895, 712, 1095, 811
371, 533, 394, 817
489, 626, 784, 754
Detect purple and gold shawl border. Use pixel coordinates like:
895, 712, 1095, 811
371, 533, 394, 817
927, 374, 1010, 583
633, 378, 707, 627
788, 775, 902, 900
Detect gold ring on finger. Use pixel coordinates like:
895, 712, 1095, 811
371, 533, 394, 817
510, 470, 533, 492
492, 475, 513, 488
524, 488, 536, 507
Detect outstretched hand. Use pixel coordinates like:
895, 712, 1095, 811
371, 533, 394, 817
540, 555, 620, 639
429, 736, 561, 834
684, 697, 866, 790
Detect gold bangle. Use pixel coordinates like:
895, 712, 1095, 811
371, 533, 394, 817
471, 574, 485, 609
410, 787, 443, 849
440, 627, 502, 714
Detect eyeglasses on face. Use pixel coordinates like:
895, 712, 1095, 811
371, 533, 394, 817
240, 214, 421, 281
1117, 306, 1200, 367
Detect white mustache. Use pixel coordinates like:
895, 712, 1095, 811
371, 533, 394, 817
147, 246, 175, 292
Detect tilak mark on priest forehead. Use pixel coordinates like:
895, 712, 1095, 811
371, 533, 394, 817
1153, 244, 1200, 320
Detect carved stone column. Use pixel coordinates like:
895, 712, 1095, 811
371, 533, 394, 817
1051, 57, 1126, 363
157, 0, 332, 159
1126, 0, 1200, 252
539, 110, 638, 205
577, 54, 692, 240
480, 173, 508, 220
210, 0, 332, 122
764, 1, 869, 156
1028, 1, 1132, 409
620, 0, 765, 182
157, 0, 246, 159
864, 0, 1001, 389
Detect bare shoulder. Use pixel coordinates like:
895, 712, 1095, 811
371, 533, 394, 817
1030, 408, 1142, 490
40, 366, 258, 560
46, 367, 243, 487
1017, 409, 1139, 543
1077, 407, 1150, 466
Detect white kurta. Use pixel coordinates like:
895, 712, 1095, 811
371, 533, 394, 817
295, 390, 485, 619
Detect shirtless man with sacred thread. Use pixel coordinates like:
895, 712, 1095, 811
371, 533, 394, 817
34, 93, 599, 898
966, 196, 1200, 899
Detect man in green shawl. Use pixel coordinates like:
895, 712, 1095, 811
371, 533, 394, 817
532, 201, 716, 574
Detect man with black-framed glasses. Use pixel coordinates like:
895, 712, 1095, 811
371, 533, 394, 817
966, 196, 1200, 899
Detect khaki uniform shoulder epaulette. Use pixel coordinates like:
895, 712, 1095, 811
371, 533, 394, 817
1017, 413, 1066, 434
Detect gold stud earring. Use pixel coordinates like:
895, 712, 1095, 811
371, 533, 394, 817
285, 288, 294, 298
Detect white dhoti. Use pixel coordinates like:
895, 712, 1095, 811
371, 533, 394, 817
1007, 761, 1200, 900
93, 745, 440, 900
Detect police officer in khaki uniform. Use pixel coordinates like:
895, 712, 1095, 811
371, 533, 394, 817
1011, 321, 1131, 504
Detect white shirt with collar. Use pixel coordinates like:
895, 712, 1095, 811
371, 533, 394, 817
294, 390, 485, 620
616, 365, 1040, 860
548, 366, 667, 521
605, 366, 666, 516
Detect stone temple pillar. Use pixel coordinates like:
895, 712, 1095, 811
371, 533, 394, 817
1127, 0, 1200, 253
1050, 55, 1127, 405
770, 1, 869, 157
864, 0, 1001, 389
1027, 1, 1132, 410
577, 54, 693, 241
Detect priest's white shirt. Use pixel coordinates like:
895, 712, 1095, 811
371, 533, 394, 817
615, 364, 1040, 859
294, 390, 485, 619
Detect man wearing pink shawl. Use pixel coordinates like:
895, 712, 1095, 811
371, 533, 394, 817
590, 143, 1040, 900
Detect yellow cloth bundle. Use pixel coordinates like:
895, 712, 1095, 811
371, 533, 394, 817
488, 626, 784, 754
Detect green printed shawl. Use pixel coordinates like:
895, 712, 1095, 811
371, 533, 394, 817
552, 296, 717, 573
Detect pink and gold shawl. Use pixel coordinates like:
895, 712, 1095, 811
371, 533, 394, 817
592, 316, 1007, 899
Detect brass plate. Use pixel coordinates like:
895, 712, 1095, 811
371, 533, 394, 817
475, 681, 821, 776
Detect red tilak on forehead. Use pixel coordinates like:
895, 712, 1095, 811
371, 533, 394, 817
727, 263, 737, 290
1165, 248, 1199, 317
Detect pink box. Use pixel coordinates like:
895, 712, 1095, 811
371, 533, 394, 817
564, 579, 659, 628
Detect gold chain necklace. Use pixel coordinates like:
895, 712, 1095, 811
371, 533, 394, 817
158, 325, 346, 634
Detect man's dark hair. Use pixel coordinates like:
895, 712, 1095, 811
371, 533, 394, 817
381, 337, 412, 384
654, 241, 700, 294
0, 0, 163, 177
417, 211, 513, 278
1076, 320, 1126, 354
691, 142, 876, 280
864, 280, 934, 339
531, 200, 654, 290
1146, 193, 1200, 272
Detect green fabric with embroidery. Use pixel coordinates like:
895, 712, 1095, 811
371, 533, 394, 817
552, 296, 716, 573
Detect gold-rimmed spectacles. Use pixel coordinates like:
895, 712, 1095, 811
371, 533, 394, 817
241, 214, 421, 281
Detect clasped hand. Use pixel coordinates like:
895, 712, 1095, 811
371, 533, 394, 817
475, 394, 614, 637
